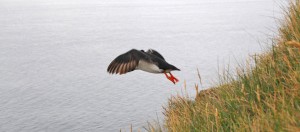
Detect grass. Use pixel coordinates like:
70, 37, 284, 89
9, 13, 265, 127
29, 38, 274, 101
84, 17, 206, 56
158, 0, 300, 131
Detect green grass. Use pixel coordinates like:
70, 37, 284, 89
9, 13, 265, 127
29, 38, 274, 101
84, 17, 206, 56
160, 0, 300, 131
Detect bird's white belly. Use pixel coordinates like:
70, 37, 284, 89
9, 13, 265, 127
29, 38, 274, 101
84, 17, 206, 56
136, 60, 162, 73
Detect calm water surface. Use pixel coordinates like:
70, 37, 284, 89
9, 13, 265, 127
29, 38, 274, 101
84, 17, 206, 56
0, 0, 281, 131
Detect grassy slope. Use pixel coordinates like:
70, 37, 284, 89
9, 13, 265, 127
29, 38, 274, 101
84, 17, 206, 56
162, 1, 300, 131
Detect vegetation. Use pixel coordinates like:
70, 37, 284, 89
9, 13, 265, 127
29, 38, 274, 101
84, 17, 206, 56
156, 0, 300, 131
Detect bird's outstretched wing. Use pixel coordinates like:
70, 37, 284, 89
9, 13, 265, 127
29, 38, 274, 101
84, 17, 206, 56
107, 49, 150, 74
146, 49, 165, 60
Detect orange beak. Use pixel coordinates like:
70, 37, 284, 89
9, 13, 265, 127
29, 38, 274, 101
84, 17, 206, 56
164, 72, 179, 84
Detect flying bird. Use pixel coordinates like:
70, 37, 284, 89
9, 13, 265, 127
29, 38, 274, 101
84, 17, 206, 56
107, 49, 180, 84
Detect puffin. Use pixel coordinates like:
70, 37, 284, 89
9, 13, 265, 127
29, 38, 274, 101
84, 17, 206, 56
107, 49, 180, 84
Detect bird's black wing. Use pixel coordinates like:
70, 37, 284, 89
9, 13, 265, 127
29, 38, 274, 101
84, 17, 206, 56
107, 49, 151, 74
146, 49, 165, 60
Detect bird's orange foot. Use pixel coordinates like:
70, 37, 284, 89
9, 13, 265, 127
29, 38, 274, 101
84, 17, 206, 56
164, 72, 179, 84
169, 72, 179, 84
169, 75, 179, 84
